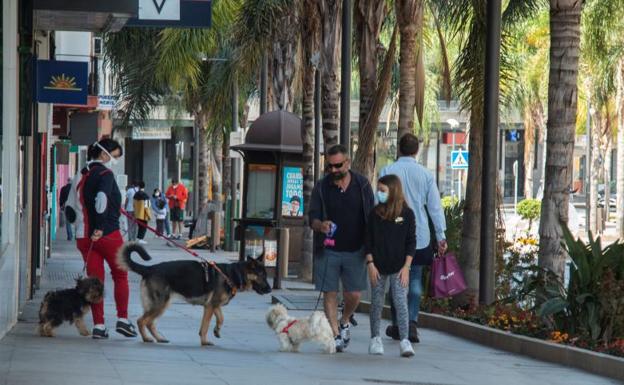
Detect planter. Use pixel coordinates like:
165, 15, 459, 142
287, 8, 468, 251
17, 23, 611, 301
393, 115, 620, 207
357, 301, 624, 382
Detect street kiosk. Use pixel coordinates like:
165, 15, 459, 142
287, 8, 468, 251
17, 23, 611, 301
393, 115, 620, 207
231, 110, 305, 289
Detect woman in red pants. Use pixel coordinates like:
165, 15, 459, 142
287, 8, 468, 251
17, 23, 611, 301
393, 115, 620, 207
71, 138, 137, 339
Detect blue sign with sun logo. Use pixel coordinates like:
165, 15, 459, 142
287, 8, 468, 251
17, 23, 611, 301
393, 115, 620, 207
36, 60, 88, 105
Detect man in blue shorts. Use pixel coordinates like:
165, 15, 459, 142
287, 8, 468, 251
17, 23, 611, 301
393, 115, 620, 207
309, 144, 375, 352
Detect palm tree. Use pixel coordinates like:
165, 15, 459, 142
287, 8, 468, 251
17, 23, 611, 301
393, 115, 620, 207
300, 0, 321, 281
395, 0, 425, 142
352, 27, 399, 180
507, 13, 548, 199
319, 0, 342, 148
439, 0, 542, 301
105, 0, 295, 229
583, 0, 624, 238
351, 1, 399, 180
537, 0, 583, 279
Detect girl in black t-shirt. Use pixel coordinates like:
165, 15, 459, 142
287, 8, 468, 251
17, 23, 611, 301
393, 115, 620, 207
365, 174, 416, 357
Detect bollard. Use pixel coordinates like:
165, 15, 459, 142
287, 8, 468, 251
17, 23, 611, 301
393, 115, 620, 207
275, 227, 290, 290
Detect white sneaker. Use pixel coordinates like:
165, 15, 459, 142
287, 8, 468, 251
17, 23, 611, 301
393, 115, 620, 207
339, 322, 351, 347
335, 336, 345, 353
137, 239, 148, 245
368, 336, 384, 355
400, 339, 415, 357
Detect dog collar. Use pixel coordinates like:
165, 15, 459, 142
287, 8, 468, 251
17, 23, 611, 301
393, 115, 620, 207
281, 320, 298, 334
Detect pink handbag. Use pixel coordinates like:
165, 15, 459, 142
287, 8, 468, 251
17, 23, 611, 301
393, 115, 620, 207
431, 253, 468, 298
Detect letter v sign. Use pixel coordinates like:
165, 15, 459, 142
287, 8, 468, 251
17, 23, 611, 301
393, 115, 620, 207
152, 0, 166, 14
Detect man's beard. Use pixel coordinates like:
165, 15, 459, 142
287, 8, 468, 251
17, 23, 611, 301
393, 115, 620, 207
331, 171, 346, 181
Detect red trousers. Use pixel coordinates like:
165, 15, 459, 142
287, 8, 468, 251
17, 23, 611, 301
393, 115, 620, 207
76, 230, 128, 325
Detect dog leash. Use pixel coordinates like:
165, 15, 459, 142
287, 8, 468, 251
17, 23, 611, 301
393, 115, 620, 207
82, 240, 94, 274
119, 208, 235, 290
120, 208, 199, 257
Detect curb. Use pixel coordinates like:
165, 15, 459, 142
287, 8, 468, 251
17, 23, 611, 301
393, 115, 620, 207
357, 301, 624, 382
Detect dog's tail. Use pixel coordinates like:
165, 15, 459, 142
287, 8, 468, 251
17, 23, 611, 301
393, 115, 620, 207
116, 242, 152, 276
309, 311, 332, 336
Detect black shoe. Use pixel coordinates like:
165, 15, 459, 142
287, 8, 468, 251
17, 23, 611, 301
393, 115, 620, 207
349, 314, 358, 327
385, 325, 400, 341
92, 327, 109, 339
409, 321, 420, 343
116, 320, 138, 337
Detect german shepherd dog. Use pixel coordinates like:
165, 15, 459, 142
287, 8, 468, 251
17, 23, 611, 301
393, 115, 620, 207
117, 243, 271, 346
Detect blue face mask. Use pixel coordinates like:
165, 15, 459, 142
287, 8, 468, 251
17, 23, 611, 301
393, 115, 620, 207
376, 191, 388, 204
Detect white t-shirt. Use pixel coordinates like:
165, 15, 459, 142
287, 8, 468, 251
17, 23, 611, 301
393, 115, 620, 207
125, 187, 138, 212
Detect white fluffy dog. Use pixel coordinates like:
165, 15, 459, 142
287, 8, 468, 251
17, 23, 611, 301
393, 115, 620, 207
266, 304, 336, 354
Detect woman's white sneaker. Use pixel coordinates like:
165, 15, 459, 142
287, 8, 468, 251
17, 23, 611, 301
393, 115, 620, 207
368, 336, 384, 355
400, 339, 415, 357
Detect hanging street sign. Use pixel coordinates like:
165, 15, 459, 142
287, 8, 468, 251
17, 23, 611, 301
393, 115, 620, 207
36, 60, 88, 105
127, 0, 211, 28
451, 150, 469, 170
97, 95, 118, 111
138, 0, 180, 20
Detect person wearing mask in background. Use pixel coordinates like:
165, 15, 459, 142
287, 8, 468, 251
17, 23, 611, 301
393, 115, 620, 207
59, 178, 74, 240
151, 188, 168, 237
72, 138, 137, 339
380, 134, 447, 343
124, 181, 139, 241
165, 178, 188, 239
132, 181, 151, 245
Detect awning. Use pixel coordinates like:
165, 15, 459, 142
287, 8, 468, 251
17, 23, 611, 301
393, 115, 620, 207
34, 0, 138, 32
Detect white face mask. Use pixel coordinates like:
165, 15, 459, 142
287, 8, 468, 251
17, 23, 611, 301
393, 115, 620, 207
96, 142, 118, 168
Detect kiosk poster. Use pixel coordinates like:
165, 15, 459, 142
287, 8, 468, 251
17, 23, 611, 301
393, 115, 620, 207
281, 166, 303, 217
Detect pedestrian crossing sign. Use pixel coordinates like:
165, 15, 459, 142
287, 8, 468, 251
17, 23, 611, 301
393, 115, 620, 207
451, 150, 469, 169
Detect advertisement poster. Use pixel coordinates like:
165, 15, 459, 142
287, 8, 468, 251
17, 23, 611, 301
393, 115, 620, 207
281, 166, 303, 217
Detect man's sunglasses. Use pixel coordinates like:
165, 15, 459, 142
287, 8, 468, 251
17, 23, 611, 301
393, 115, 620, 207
327, 162, 344, 170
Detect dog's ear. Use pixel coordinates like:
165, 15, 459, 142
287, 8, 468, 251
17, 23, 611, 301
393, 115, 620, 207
256, 252, 264, 263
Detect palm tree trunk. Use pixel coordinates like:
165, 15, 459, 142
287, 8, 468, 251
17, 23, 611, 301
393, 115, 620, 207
271, 7, 298, 111
222, 130, 232, 210
538, 1, 582, 279
352, 27, 398, 181
395, 0, 424, 142
589, 111, 601, 235
319, 0, 342, 148
300, 0, 321, 282
355, 0, 386, 134
604, 139, 612, 228
459, 95, 483, 303
616, 59, 624, 238
212, 129, 223, 204
197, 114, 210, 210
523, 103, 544, 199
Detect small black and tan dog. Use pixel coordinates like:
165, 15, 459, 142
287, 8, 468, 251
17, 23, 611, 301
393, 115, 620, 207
117, 243, 272, 346
38, 277, 104, 337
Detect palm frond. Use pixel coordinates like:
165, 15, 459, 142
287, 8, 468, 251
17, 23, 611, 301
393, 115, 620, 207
104, 28, 166, 127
